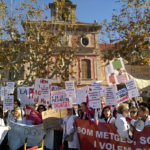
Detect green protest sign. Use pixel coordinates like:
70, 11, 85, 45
112, 59, 122, 70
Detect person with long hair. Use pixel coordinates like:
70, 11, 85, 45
80, 102, 88, 120
138, 106, 150, 127
60, 108, 78, 150
37, 105, 46, 114
130, 106, 138, 120
99, 106, 115, 124
115, 103, 134, 139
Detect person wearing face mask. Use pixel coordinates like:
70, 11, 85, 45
138, 106, 150, 127
59, 108, 78, 150
99, 106, 115, 124
115, 103, 134, 140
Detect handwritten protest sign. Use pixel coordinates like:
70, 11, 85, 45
33, 78, 52, 105
40, 84, 50, 98
116, 88, 129, 104
107, 75, 116, 85
115, 73, 128, 84
1, 87, 8, 101
110, 58, 125, 73
42, 109, 61, 132
88, 90, 101, 108
65, 81, 76, 98
17, 86, 61, 107
17, 87, 34, 107
0, 126, 9, 145
125, 79, 139, 98
80, 86, 89, 98
92, 81, 103, 96
51, 90, 72, 109
6, 82, 14, 94
104, 86, 117, 106
4, 96, 14, 110
72, 89, 86, 104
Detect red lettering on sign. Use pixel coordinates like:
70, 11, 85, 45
40, 79, 48, 84
29, 88, 34, 99
34, 96, 39, 103
41, 99, 46, 104
54, 101, 70, 109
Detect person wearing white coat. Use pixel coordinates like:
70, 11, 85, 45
60, 108, 79, 150
99, 106, 115, 124
115, 103, 134, 140
138, 106, 150, 127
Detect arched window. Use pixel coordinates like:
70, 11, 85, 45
81, 59, 91, 79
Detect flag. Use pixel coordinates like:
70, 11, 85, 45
26, 105, 42, 125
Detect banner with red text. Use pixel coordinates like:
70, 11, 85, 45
18, 85, 61, 107
75, 118, 150, 150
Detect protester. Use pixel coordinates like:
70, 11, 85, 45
115, 103, 134, 139
11, 107, 25, 124
139, 102, 148, 108
0, 107, 5, 126
78, 108, 82, 118
33, 103, 39, 111
80, 102, 88, 120
60, 108, 78, 150
14, 99, 21, 108
138, 106, 150, 126
99, 106, 115, 124
130, 106, 138, 120
37, 105, 46, 114
48, 104, 52, 110
113, 105, 118, 118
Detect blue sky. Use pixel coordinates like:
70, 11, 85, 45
47, 0, 121, 24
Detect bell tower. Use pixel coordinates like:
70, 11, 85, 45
49, 0, 77, 23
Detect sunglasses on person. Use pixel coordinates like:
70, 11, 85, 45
67, 109, 72, 111
130, 111, 137, 114
101, 103, 105, 105
39, 107, 44, 110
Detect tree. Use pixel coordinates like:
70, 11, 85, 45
0, 0, 78, 87
100, 0, 150, 65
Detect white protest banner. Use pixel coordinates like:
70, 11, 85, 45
0, 126, 9, 145
6, 82, 15, 94
92, 81, 103, 96
88, 90, 101, 108
116, 88, 130, 104
110, 57, 125, 73
4, 96, 14, 110
51, 90, 72, 109
8, 120, 54, 150
33, 78, 52, 105
1, 87, 8, 101
104, 86, 117, 106
125, 79, 140, 98
65, 81, 76, 98
72, 89, 86, 104
40, 84, 50, 98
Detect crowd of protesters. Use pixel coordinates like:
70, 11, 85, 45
0, 98, 150, 150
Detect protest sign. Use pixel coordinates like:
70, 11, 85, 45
1, 87, 8, 101
72, 89, 86, 104
92, 81, 103, 96
51, 90, 72, 109
125, 79, 139, 98
107, 75, 116, 85
4, 96, 14, 110
26, 105, 42, 125
0, 126, 9, 145
6, 82, 14, 94
104, 86, 117, 106
88, 91, 101, 108
17, 87, 34, 107
75, 118, 150, 150
80, 86, 89, 98
110, 57, 125, 73
60, 109, 67, 119
42, 109, 61, 132
17, 86, 61, 107
116, 88, 130, 104
116, 84, 127, 91
33, 78, 52, 105
40, 84, 50, 98
106, 65, 112, 75
8, 120, 54, 150
65, 81, 76, 98
115, 73, 128, 84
